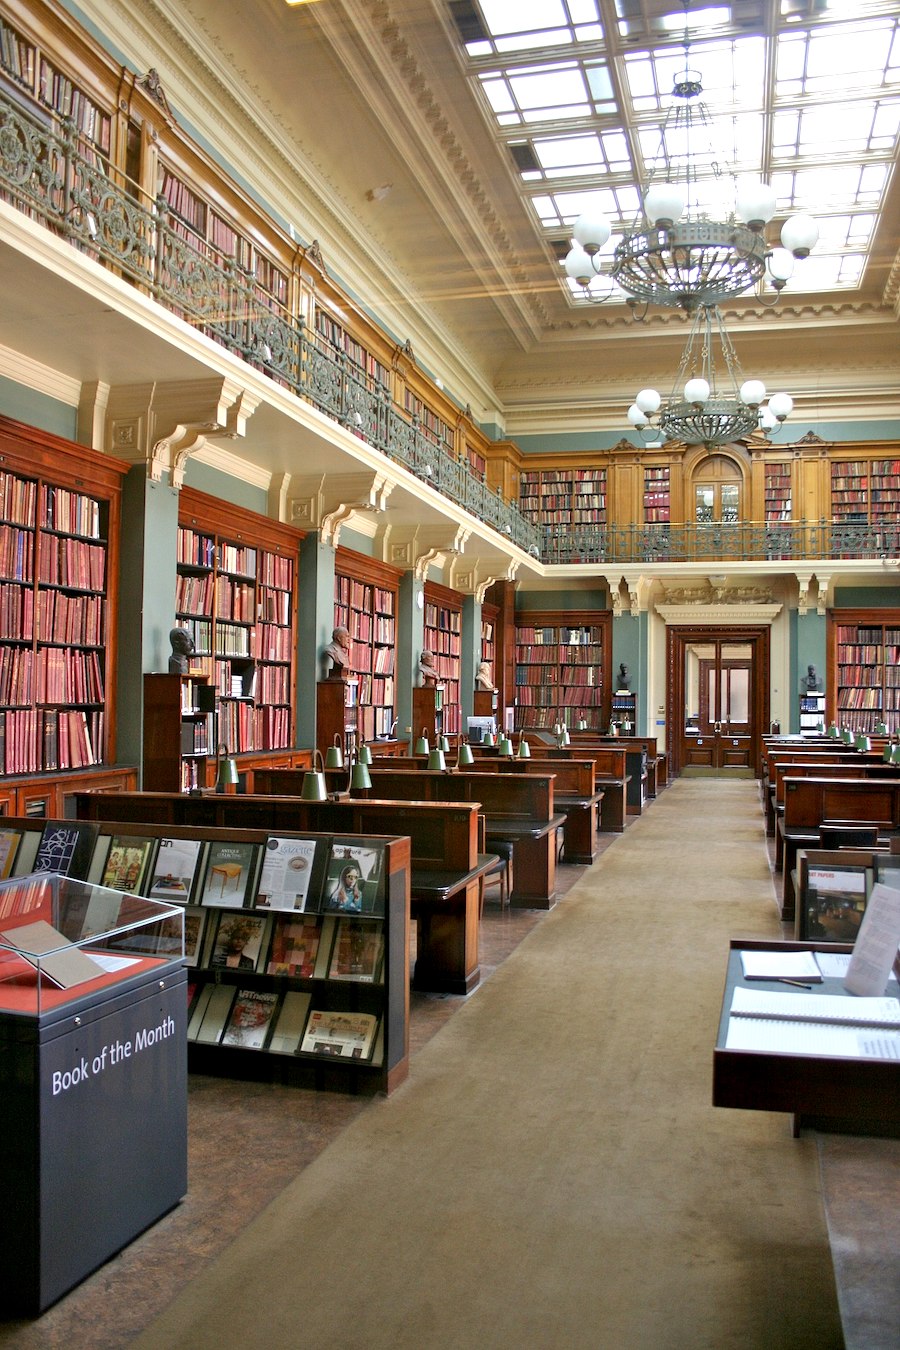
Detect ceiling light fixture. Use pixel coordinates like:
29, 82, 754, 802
626, 304, 793, 448
564, 6, 818, 316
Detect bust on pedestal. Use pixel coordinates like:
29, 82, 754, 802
323, 626, 352, 680
168, 626, 195, 675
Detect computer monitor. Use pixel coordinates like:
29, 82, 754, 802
466, 716, 496, 743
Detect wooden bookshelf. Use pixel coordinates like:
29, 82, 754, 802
643, 466, 670, 524
175, 488, 302, 788
764, 461, 792, 523
333, 549, 400, 744
314, 307, 390, 391
518, 467, 607, 528
827, 609, 900, 735
514, 612, 610, 731
831, 457, 900, 527
0, 415, 129, 796
0, 9, 112, 161
422, 582, 462, 738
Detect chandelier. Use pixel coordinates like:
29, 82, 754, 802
626, 305, 793, 448
563, 32, 817, 313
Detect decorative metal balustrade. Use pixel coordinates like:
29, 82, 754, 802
0, 91, 895, 569
541, 520, 900, 565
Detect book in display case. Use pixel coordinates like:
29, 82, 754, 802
0, 869, 187, 1314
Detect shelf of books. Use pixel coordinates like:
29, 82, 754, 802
0, 815, 410, 1094
0, 416, 128, 798
799, 692, 826, 737
403, 390, 454, 455
514, 614, 609, 730
175, 489, 301, 789
314, 307, 390, 393
333, 550, 400, 744
422, 583, 462, 737
518, 467, 607, 528
827, 610, 900, 735
830, 458, 900, 527
610, 691, 636, 730
0, 10, 112, 164
643, 466, 670, 524
764, 461, 792, 523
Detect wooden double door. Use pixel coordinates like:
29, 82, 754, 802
668, 626, 770, 775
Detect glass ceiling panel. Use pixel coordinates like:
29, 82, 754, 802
456, 2, 897, 305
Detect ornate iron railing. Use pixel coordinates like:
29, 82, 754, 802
0, 92, 894, 568
541, 520, 900, 565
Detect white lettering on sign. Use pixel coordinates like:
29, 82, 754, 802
50, 1013, 177, 1095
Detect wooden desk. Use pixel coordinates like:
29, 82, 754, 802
776, 776, 900, 919
71, 790, 483, 996
516, 744, 629, 833
464, 757, 603, 863
713, 939, 900, 1135
349, 768, 563, 909
767, 757, 895, 838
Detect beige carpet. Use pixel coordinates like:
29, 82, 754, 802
134, 780, 843, 1350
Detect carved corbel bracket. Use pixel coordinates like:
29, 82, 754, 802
620, 571, 649, 617
796, 572, 814, 616
288, 471, 393, 545
450, 553, 519, 601
814, 574, 831, 616
104, 379, 259, 486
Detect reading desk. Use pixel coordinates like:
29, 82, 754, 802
713, 939, 900, 1136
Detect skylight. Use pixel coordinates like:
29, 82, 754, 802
457, 1, 900, 305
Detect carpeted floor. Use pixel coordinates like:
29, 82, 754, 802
132, 780, 844, 1350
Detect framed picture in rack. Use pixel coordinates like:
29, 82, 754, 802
321, 841, 385, 916
0, 829, 23, 880
266, 916, 321, 978
183, 906, 207, 967
207, 910, 270, 972
800, 864, 872, 943
328, 917, 384, 983
98, 835, 157, 894
197, 841, 260, 909
220, 989, 280, 1049
146, 837, 206, 903
255, 837, 322, 912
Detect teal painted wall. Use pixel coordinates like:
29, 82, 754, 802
0, 378, 76, 440
612, 613, 647, 734
116, 468, 180, 779
515, 588, 608, 613
792, 610, 827, 733
183, 461, 268, 515
833, 587, 900, 608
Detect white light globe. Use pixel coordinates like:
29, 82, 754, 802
758, 407, 777, 432
768, 392, 794, 421
766, 247, 794, 283
644, 183, 684, 227
573, 213, 611, 255
635, 388, 661, 414
564, 246, 596, 286
684, 377, 710, 405
739, 379, 766, 408
736, 182, 776, 230
627, 403, 649, 428
781, 213, 818, 258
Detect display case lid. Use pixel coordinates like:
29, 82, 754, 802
0, 873, 184, 1016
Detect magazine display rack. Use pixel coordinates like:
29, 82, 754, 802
0, 814, 410, 1097
0, 872, 187, 1314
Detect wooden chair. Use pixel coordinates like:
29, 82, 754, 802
480, 842, 513, 913
818, 820, 881, 850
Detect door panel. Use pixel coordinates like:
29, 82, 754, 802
672, 628, 769, 776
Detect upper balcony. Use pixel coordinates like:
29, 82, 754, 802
0, 89, 895, 574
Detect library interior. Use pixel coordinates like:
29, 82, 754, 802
0, 0, 897, 1346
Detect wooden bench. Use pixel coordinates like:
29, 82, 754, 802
763, 747, 886, 833
515, 743, 629, 833
463, 757, 604, 863
767, 755, 896, 837
326, 768, 564, 909
777, 776, 900, 919
70, 789, 489, 996
573, 734, 666, 797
